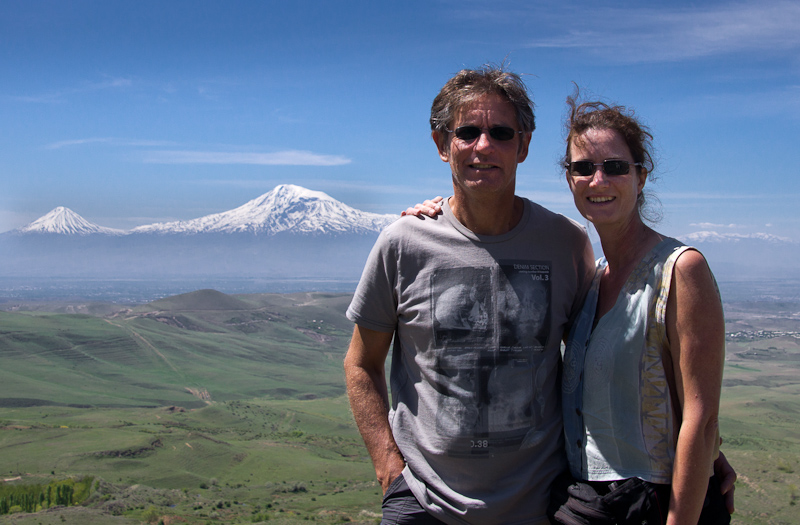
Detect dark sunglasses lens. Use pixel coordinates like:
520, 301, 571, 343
570, 161, 594, 177
454, 126, 517, 141
454, 127, 481, 141
489, 127, 516, 141
604, 160, 630, 176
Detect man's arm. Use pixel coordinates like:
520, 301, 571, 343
714, 450, 736, 514
344, 324, 405, 493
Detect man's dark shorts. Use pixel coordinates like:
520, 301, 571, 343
381, 474, 446, 525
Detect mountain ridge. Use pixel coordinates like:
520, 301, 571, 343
0, 184, 396, 284
18, 206, 126, 236
3, 184, 799, 284
11, 184, 398, 237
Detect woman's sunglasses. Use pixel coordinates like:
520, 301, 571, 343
564, 160, 642, 177
447, 126, 522, 142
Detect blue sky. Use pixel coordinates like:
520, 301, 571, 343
2, 0, 799, 241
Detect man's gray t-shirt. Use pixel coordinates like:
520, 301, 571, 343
347, 198, 594, 525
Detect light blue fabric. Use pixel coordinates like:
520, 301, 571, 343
562, 238, 689, 484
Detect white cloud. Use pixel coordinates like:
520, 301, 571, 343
13, 76, 133, 104
45, 138, 114, 149
679, 230, 795, 243
87, 77, 132, 90
524, 1, 800, 63
660, 192, 800, 200
45, 138, 176, 150
690, 222, 742, 229
142, 150, 351, 166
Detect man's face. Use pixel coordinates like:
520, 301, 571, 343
433, 94, 530, 200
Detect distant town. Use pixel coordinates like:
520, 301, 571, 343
726, 330, 800, 342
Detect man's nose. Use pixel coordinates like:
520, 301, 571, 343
474, 130, 495, 151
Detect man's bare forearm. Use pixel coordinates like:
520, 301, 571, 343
344, 325, 405, 492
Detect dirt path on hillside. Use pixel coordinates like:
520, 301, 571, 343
104, 319, 213, 404
185, 387, 211, 401
104, 319, 179, 373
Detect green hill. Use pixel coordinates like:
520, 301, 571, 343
144, 289, 254, 311
0, 292, 355, 409
1, 292, 799, 524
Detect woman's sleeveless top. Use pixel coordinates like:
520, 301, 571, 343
562, 238, 691, 483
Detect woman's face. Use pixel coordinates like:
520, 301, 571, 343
566, 127, 646, 230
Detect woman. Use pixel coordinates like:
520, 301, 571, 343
551, 97, 729, 524
404, 95, 731, 524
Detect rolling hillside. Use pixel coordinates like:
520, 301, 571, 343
1, 290, 799, 523
0, 290, 355, 409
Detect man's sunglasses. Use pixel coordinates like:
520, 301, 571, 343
564, 160, 642, 177
447, 126, 522, 142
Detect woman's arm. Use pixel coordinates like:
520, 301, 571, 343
665, 249, 726, 525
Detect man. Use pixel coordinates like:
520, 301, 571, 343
344, 65, 595, 524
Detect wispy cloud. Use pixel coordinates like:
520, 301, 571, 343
12, 76, 133, 104
679, 231, 795, 243
45, 138, 177, 150
661, 192, 800, 200
87, 77, 132, 90
675, 84, 800, 120
142, 150, 352, 166
524, 1, 800, 64
690, 222, 743, 229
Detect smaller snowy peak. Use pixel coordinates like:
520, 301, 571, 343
132, 184, 398, 235
17, 207, 125, 236
679, 231, 794, 244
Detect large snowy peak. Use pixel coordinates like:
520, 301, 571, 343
131, 184, 397, 235
17, 206, 124, 236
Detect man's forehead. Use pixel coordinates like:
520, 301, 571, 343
453, 93, 516, 123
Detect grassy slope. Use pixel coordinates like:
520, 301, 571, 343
718, 302, 800, 525
1, 293, 799, 523
0, 398, 379, 524
0, 291, 355, 408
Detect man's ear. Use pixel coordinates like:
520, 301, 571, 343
516, 131, 532, 163
432, 130, 449, 162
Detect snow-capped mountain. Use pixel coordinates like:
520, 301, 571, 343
17, 206, 125, 236
2, 185, 399, 284
6, 188, 797, 284
131, 184, 397, 235
13, 185, 397, 237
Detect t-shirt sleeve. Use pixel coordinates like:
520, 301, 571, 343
346, 229, 399, 333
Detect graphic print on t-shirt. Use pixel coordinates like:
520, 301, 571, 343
430, 262, 551, 457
